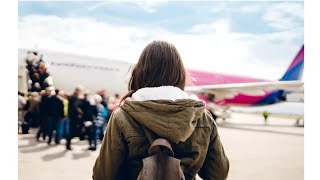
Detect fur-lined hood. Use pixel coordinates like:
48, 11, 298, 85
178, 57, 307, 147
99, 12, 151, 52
131, 86, 200, 101
121, 86, 205, 143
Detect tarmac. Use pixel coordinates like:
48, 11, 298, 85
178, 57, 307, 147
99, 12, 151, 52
18, 113, 304, 180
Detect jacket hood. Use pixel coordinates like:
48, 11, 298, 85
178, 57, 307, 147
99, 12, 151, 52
120, 86, 205, 143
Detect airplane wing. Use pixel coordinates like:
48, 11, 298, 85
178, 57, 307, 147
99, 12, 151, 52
185, 81, 304, 100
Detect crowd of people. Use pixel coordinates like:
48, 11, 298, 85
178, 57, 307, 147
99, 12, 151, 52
19, 50, 123, 151
18, 87, 122, 151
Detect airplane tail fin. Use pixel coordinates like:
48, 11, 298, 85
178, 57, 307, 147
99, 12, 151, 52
280, 45, 304, 81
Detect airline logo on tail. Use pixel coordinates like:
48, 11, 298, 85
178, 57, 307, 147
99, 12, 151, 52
254, 45, 304, 105
280, 45, 304, 81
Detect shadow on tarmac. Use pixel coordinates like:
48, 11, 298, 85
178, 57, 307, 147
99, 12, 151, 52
42, 150, 68, 161
19, 130, 95, 162
18, 139, 38, 148
21, 135, 38, 140
20, 144, 52, 153
40, 148, 92, 161
72, 151, 91, 160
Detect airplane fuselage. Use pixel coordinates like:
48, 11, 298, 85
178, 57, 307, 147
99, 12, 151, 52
18, 47, 303, 106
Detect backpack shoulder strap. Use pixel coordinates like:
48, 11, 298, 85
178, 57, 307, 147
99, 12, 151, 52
141, 126, 174, 157
149, 138, 174, 157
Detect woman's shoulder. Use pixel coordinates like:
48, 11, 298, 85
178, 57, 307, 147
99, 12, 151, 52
109, 108, 135, 126
111, 108, 128, 118
198, 109, 218, 132
108, 108, 145, 138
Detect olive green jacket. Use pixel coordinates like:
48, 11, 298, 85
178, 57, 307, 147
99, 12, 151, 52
93, 99, 229, 180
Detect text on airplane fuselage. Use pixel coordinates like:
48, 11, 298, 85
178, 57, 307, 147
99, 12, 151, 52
50, 62, 120, 72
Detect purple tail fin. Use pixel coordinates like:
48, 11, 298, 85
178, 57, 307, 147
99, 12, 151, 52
280, 45, 304, 81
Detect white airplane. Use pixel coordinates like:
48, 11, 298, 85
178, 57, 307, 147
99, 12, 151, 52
18, 49, 132, 96
18, 46, 304, 108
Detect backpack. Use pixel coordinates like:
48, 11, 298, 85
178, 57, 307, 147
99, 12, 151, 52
137, 126, 185, 180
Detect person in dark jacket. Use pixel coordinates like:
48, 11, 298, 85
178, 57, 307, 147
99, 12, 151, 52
30, 73, 42, 92
38, 63, 53, 90
36, 87, 52, 141
93, 41, 229, 180
97, 89, 108, 109
46, 89, 64, 145
79, 92, 93, 140
66, 86, 83, 150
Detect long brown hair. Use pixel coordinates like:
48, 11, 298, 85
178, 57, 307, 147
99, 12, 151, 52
122, 40, 186, 102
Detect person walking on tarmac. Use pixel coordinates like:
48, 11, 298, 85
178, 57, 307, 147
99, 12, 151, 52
93, 41, 229, 180
79, 91, 93, 140
55, 91, 70, 143
23, 92, 40, 129
46, 89, 64, 145
88, 94, 108, 151
66, 86, 84, 150
36, 87, 52, 141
